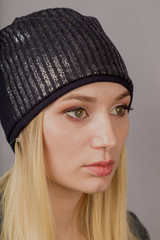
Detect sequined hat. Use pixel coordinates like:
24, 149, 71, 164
0, 8, 133, 151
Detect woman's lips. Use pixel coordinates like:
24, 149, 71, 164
84, 160, 114, 177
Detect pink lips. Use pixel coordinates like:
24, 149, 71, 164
84, 160, 114, 177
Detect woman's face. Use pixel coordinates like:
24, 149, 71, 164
43, 82, 131, 194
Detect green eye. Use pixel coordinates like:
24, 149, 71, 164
111, 105, 127, 116
66, 108, 87, 119
116, 106, 125, 115
74, 108, 85, 118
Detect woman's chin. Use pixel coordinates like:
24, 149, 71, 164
82, 179, 112, 194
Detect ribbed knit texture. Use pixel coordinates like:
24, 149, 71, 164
0, 8, 133, 150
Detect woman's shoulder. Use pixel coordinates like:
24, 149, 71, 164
127, 211, 150, 240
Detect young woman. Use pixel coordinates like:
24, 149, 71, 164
0, 8, 150, 240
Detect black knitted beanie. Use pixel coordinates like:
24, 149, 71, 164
0, 8, 133, 151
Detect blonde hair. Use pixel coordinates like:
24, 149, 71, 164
0, 110, 136, 240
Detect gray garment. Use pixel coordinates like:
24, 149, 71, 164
128, 211, 150, 240
0, 198, 2, 234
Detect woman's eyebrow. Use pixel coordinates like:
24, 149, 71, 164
62, 94, 97, 103
61, 91, 130, 103
115, 91, 131, 101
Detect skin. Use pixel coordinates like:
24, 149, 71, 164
43, 82, 131, 240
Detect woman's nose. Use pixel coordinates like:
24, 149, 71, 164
90, 116, 117, 151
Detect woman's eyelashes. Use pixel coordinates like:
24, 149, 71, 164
63, 104, 133, 120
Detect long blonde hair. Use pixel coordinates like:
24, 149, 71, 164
0, 110, 135, 240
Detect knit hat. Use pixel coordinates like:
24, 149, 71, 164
0, 8, 133, 151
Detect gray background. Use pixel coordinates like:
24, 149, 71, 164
0, 0, 159, 239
